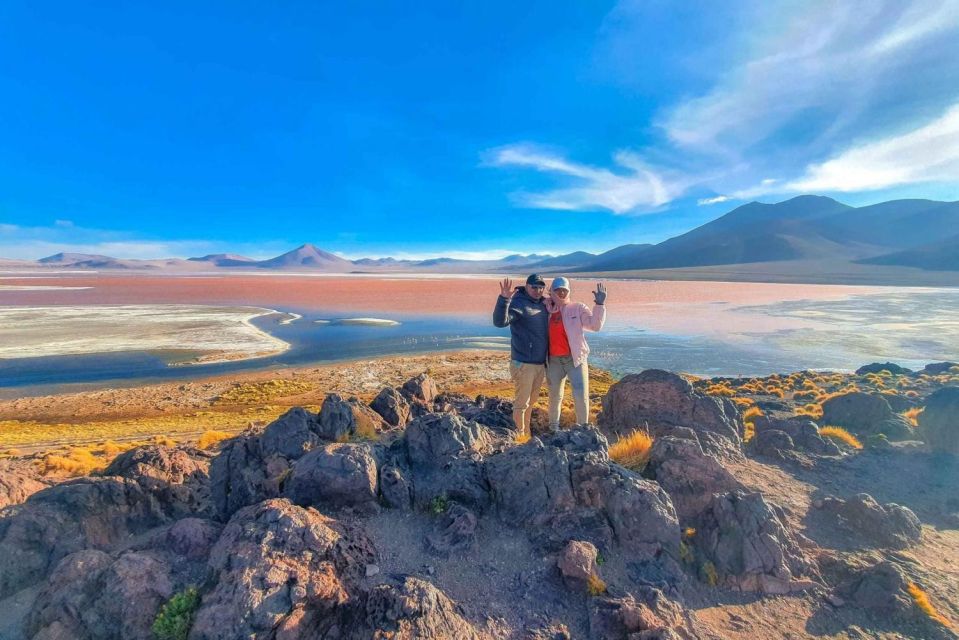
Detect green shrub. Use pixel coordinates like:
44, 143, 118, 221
428, 494, 449, 515
152, 587, 200, 640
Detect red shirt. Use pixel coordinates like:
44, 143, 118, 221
548, 311, 571, 357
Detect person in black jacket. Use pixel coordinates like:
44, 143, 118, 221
493, 273, 549, 436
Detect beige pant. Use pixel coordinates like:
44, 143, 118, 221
510, 360, 546, 434
547, 355, 590, 428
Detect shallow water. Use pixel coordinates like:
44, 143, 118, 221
0, 274, 957, 388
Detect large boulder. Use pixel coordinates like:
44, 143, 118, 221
284, 442, 380, 512
354, 576, 487, 640
0, 459, 50, 509
25, 549, 174, 640
644, 434, 742, 523
922, 362, 958, 376
556, 540, 599, 590
0, 477, 177, 598
190, 498, 374, 640
402, 373, 439, 405
821, 493, 922, 549
370, 386, 413, 427
919, 387, 959, 455
587, 585, 697, 640
486, 428, 681, 560
260, 407, 322, 459
751, 415, 841, 455
103, 444, 212, 517
747, 429, 797, 461
856, 362, 912, 375
820, 392, 914, 440
693, 491, 818, 594
405, 413, 491, 468
598, 370, 743, 455
318, 393, 388, 441
209, 434, 276, 521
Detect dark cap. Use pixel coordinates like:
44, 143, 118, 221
526, 273, 546, 286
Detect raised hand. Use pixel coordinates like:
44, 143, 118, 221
593, 282, 607, 305
499, 278, 515, 298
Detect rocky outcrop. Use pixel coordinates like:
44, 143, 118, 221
820, 392, 914, 440
25, 549, 174, 640
820, 493, 922, 549
922, 362, 958, 376
0, 459, 50, 509
747, 429, 798, 461
0, 476, 180, 598
856, 362, 912, 375
751, 415, 841, 455
190, 498, 374, 640
284, 442, 380, 513
919, 386, 959, 455
587, 585, 697, 640
598, 370, 743, 456
693, 491, 818, 594
556, 540, 599, 590
259, 406, 321, 459
319, 393, 387, 441
486, 428, 681, 559
371, 386, 413, 427
209, 434, 276, 521
355, 576, 487, 640
103, 444, 212, 517
644, 433, 742, 523
402, 373, 439, 405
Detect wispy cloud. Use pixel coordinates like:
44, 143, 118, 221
697, 196, 730, 206
784, 102, 959, 192
487, 145, 685, 214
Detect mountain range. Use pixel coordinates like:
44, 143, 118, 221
8, 196, 959, 280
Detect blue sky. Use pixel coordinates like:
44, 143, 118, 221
2, 1, 958, 260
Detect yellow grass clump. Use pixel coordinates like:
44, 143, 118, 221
40, 447, 107, 477
215, 379, 315, 406
743, 406, 764, 422
907, 582, 953, 629
705, 384, 735, 397
586, 573, 607, 596
515, 432, 531, 445
742, 406, 763, 444
684, 527, 696, 538
819, 426, 863, 450
609, 430, 654, 470
732, 397, 755, 407
197, 430, 234, 450
795, 403, 824, 419
901, 407, 924, 428
743, 422, 755, 443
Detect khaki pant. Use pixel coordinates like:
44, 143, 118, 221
510, 360, 546, 435
547, 355, 590, 428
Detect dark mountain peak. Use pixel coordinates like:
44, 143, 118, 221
258, 243, 351, 269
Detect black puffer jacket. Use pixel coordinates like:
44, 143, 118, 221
492, 287, 549, 365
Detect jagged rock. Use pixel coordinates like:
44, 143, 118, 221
318, 393, 387, 441
260, 407, 321, 459
285, 442, 380, 512
856, 362, 912, 375
355, 576, 487, 639
919, 387, 959, 455
820, 392, 914, 440
556, 540, 599, 589
402, 373, 439, 405
0, 459, 50, 509
0, 477, 177, 598
693, 491, 817, 594
413, 457, 490, 511
457, 396, 515, 436
102, 444, 212, 517
598, 370, 743, 456
425, 504, 477, 556
644, 435, 742, 523
371, 387, 412, 427
380, 462, 414, 510
747, 429, 797, 460
486, 428, 680, 560
26, 549, 175, 640
923, 362, 958, 375
587, 586, 695, 640
883, 393, 917, 413
841, 559, 914, 612
821, 493, 922, 549
406, 413, 491, 468
158, 517, 223, 560
751, 416, 841, 455
191, 498, 373, 640
209, 434, 275, 521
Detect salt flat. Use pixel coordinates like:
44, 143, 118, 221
0, 305, 289, 364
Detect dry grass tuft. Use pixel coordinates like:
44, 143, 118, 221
820, 426, 863, 450
795, 402, 824, 419
901, 407, 924, 428
907, 582, 953, 629
215, 379, 315, 406
40, 447, 107, 477
586, 573, 607, 596
515, 432, 531, 445
609, 430, 654, 471
197, 430, 234, 450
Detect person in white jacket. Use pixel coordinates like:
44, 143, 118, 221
544, 277, 607, 429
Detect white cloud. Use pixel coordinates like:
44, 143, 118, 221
660, 1, 959, 157
697, 196, 730, 206
488, 145, 686, 213
784, 102, 959, 192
